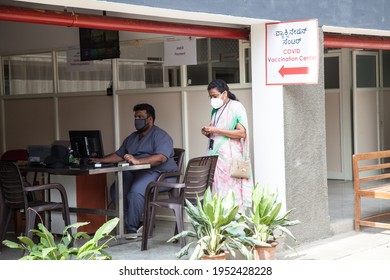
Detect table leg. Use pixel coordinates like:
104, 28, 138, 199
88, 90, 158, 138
116, 170, 124, 239
45, 174, 51, 230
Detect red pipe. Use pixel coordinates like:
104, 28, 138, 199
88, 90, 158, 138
324, 33, 390, 50
0, 5, 250, 40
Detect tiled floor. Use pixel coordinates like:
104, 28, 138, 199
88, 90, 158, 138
327, 179, 355, 233
2, 180, 390, 260
328, 179, 390, 233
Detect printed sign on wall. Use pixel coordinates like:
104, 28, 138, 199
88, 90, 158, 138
266, 19, 319, 85
164, 36, 197, 66
67, 45, 94, 72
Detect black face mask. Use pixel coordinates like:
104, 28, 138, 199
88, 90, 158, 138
134, 118, 147, 131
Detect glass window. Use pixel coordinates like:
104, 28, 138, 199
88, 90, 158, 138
119, 41, 169, 89
57, 51, 112, 93
245, 48, 251, 83
196, 38, 208, 62
356, 55, 377, 88
382, 50, 390, 87
167, 67, 181, 87
2, 38, 244, 95
188, 38, 240, 85
118, 60, 145, 89
3, 60, 9, 96
212, 39, 239, 83
3, 53, 53, 95
145, 62, 163, 88
187, 63, 208, 85
187, 38, 208, 85
324, 56, 340, 89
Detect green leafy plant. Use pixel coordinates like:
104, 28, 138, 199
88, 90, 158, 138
167, 187, 253, 260
244, 183, 301, 246
2, 215, 119, 260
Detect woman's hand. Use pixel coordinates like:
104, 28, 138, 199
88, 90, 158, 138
202, 124, 246, 140
201, 126, 216, 137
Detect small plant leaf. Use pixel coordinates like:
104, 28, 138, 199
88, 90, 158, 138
2, 216, 119, 260
2, 239, 23, 249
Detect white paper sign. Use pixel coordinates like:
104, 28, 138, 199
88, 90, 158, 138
266, 19, 319, 85
66, 45, 94, 72
164, 37, 197, 66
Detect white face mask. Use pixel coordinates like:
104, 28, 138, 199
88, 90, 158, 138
210, 97, 224, 109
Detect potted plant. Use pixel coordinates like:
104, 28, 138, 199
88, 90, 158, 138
167, 187, 253, 260
2, 216, 119, 260
243, 183, 301, 260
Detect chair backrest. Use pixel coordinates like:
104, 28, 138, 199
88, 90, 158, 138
0, 149, 28, 162
183, 155, 218, 203
0, 161, 27, 209
173, 148, 185, 173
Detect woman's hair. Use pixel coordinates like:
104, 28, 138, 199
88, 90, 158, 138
207, 79, 238, 101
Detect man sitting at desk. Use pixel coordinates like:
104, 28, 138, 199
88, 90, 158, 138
90, 103, 177, 236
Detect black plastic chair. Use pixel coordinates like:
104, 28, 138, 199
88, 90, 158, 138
0, 161, 71, 243
0, 149, 29, 182
0, 149, 31, 237
141, 155, 218, 251
145, 148, 185, 235
156, 148, 185, 184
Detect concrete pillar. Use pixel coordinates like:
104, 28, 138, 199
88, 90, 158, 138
283, 29, 331, 243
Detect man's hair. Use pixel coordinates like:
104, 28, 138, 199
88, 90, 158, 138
133, 103, 156, 122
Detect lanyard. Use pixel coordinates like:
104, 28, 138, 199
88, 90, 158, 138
209, 100, 230, 151
212, 99, 230, 127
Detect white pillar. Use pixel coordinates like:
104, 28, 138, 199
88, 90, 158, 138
250, 23, 286, 208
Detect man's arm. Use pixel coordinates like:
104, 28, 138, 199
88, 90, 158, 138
123, 153, 167, 166
90, 152, 123, 163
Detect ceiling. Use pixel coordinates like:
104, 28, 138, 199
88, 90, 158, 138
0, 0, 260, 41
2, 0, 260, 28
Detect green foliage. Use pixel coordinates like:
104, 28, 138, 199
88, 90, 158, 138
244, 183, 301, 245
2, 217, 119, 260
167, 187, 253, 260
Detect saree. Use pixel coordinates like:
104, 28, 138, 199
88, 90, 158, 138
207, 100, 254, 211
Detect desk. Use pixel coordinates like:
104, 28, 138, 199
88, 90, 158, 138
20, 164, 150, 240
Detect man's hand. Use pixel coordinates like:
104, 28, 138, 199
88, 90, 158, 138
124, 154, 138, 165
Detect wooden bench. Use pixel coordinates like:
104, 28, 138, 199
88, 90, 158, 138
353, 150, 390, 231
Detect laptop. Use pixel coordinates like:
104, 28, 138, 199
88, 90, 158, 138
27, 145, 51, 166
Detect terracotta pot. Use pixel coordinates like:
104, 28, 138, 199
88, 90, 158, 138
253, 241, 278, 260
201, 251, 229, 260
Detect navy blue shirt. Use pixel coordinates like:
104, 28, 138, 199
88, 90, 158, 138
116, 126, 177, 172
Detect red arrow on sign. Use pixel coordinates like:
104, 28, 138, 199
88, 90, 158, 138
279, 65, 309, 77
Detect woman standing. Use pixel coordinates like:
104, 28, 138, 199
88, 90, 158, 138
201, 79, 254, 212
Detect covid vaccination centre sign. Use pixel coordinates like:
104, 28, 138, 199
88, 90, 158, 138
266, 19, 319, 85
